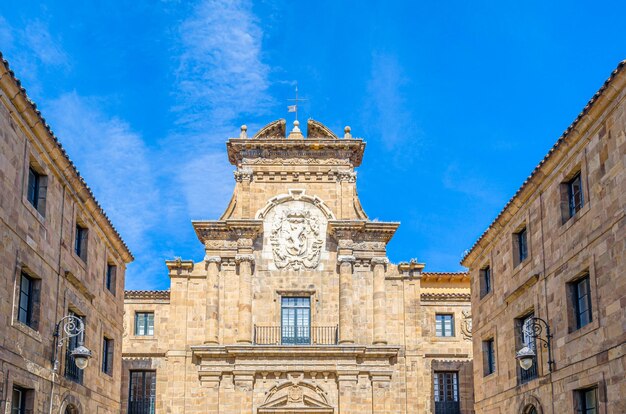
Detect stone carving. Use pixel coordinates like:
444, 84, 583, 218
337, 169, 357, 182
204, 255, 221, 264
243, 157, 348, 165
235, 254, 255, 264
271, 210, 323, 270
461, 309, 472, 340
287, 385, 303, 404
234, 167, 253, 182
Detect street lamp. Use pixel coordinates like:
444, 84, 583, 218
51, 315, 92, 371
515, 317, 555, 373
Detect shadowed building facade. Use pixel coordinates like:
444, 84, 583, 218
0, 55, 133, 413
121, 120, 474, 413
462, 61, 626, 414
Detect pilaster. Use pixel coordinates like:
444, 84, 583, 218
204, 256, 221, 344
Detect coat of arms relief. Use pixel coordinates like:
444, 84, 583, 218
270, 209, 324, 270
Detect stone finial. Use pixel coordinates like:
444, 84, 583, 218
240, 125, 248, 139
287, 120, 304, 139
344, 126, 352, 139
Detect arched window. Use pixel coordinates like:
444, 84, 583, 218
65, 404, 79, 414
523, 405, 537, 414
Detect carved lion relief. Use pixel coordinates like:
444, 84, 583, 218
270, 209, 323, 270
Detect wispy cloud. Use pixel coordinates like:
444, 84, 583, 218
362, 52, 420, 154
169, 0, 273, 219
22, 20, 70, 68
173, 0, 272, 134
442, 163, 504, 206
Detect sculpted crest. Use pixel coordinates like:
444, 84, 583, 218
270, 209, 323, 270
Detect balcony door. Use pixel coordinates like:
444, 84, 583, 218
434, 371, 460, 414
281, 297, 310, 345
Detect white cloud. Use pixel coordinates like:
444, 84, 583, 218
169, 0, 273, 219
362, 52, 421, 158
43, 92, 159, 251
23, 20, 69, 67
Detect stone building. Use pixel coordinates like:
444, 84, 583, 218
0, 54, 133, 413
462, 61, 626, 414
122, 120, 474, 413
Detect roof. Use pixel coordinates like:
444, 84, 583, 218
461, 60, 626, 267
125, 290, 170, 300
0, 52, 133, 262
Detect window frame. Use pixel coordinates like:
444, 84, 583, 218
482, 338, 496, 376
102, 336, 114, 376
517, 227, 528, 264
516, 312, 538, 384
128, 370, 157, 414
74, 223, 88, 262
570, 275, 593, 330
134, 312, 155, 336
479, 265, 492, 298
64, 311, 85, 384
11, 385, 29, 414
17, 272, 35, 327
281, 296, 311, 345
105, 263, 117, 295
435, 314, 455, 337
26, 164, 47, 217
574, 387, 597, 414
566, 172, 584, 219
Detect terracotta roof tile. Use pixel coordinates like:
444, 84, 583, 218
125, 290, 170, 300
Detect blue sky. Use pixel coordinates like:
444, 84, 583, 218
1, 1, 624, 290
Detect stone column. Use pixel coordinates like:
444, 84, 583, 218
338, 255, 355, 344
371, 257, 388, 345
204, 256, 221, 344
236, 254, 254, 344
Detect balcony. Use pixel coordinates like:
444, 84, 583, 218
254, 325, 338, 345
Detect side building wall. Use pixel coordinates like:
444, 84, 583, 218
0, 55, 132, 413
464, 61, 625, 414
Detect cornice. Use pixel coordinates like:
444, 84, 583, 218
327, 220, 399, 243
192, 219, 263, 244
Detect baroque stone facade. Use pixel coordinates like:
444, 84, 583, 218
122, 119, 474, 413
0, 54, 133, 413
462, 61, 626, 413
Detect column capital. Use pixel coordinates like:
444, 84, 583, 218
370, 257, 389, 266
204, 255, 222, 264
337, 255, 356, 263
235, 254, 255, 264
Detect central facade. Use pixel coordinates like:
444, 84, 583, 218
122, 119, 474, 413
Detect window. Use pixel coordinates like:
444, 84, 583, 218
11, 386, 31, 414
514, 227, 528, 266
575, 387, 597, 414
64, 312, 85, 384
27, 166, 47, 216
105, 263, 117, 294
74, 223, 88, 262
516, 313, 538, 384
483, 338, 496, 376
128, 371, 156, 414
102, 337, 114, 375
570, 275, 592, 330
567, 173, 584, 218
434, 371, 460, 414
281, 297, 310, 345
135, 312, 154, 336
435, 314, 455, 337
18, 272, 35, 327
480, 265, 492, 298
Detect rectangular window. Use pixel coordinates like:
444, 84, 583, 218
434, 371, 460, 414
435, 314, 455, 337
567, 173, 584, 218
129, 370, 156, 414
75, 224, 88, 262
27, 166, 47, 216
571, 275, 592, 330
281, 297, 310, 345
105, 263, 117, 294
18, 272, 34, 327
482, 338, 496, 376
135, 312, 154, 336
64, 311, 85, 384
480, 265, 492, 298
515, 227, 528, 265
102, 337, 114, 375
516, 313, 538, 384
11, 386, 28, 414
575, 387, 597, 414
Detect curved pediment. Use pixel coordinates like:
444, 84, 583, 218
253, 119, 287, 139
307, 119, 338, 139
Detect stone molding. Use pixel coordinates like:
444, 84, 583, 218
337, 255, 356, 263
204, 255, 222, 264
337, 169, 357, 183
255, 189, 335, 220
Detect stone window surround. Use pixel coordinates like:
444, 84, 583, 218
563, 258, 601, 343
21, 146, 48, 223
511, 214, 532, 276
12, 264, 42, 341
479, 263, 493, 300
104, 252, 119, 297
481, 336, 497, 377
274, 290, 318, 328
558, 161, 590, 226
74, 216, 89, 264
564, 374, 607, 414
6, 369, 39, 414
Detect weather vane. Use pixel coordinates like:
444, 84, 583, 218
287, 82, 307, 122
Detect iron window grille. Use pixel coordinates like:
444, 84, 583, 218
517, 314, 538, 384
64, 312, 85, 384
128, 370, 156, 414
434, 371, 460, 414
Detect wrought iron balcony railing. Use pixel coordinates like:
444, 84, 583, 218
254, 325, 338, 345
